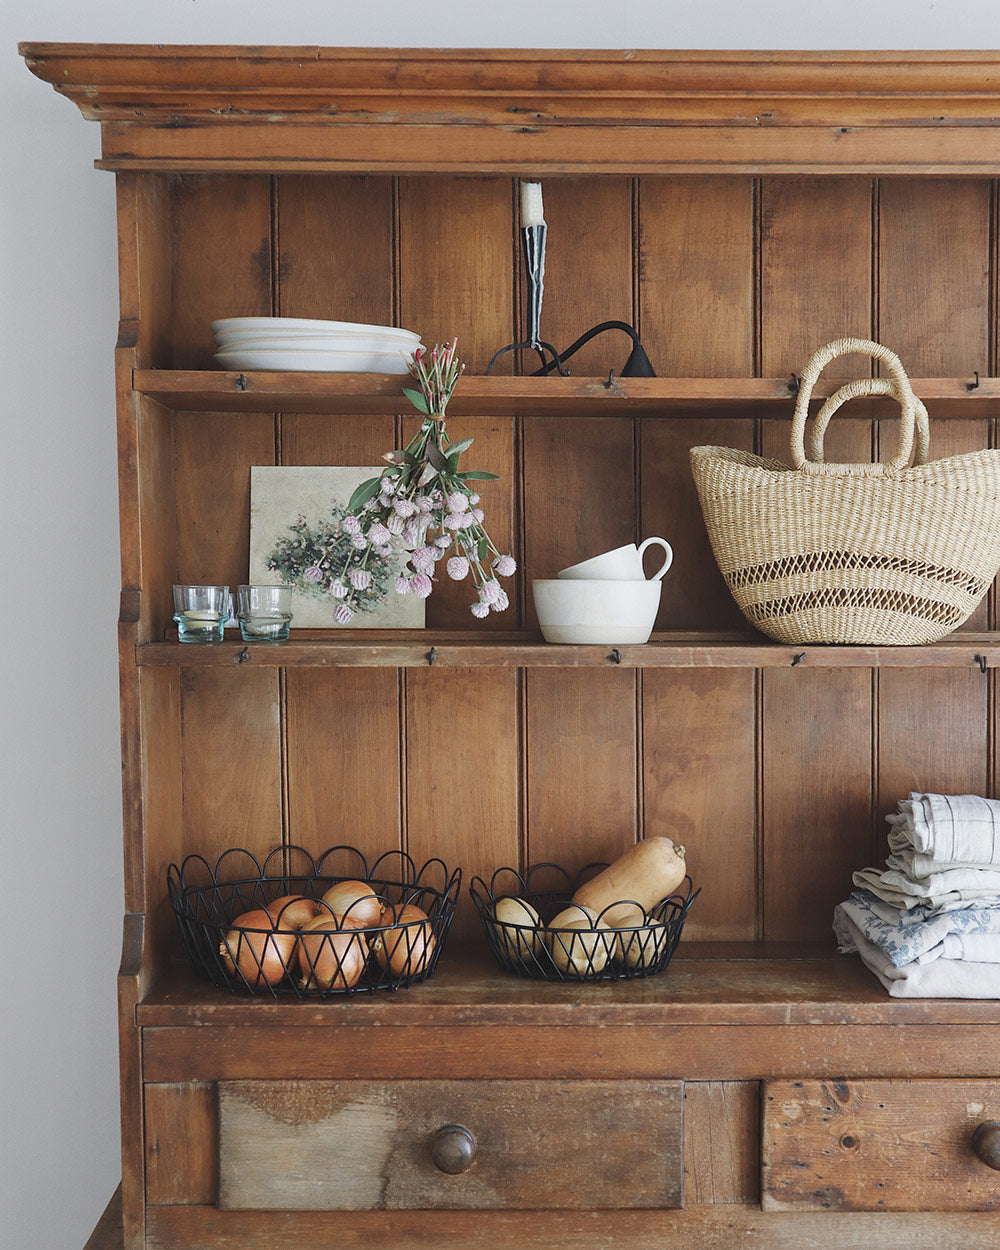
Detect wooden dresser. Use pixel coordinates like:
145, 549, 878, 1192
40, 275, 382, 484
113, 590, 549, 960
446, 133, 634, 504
22, 44, 1000, 1249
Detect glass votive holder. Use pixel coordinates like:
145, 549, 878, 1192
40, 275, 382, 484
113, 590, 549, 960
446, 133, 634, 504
173, 584, 229, 644
237, 584, 292, 642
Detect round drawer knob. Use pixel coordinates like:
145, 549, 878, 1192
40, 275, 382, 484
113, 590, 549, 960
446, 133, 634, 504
430, 1123, 477, 1174
972, 1121, 1000, 1171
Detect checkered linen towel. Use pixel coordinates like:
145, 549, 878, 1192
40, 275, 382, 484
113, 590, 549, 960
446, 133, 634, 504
888, 792, 1000, 872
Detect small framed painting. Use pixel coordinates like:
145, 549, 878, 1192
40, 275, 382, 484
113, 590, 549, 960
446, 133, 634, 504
249, 466, 425, 629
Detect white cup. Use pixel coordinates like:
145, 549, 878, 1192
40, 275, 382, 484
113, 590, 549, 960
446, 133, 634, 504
557, 537, 673, 582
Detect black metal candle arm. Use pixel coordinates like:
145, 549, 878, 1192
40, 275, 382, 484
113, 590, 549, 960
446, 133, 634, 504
485, 220, 656, 379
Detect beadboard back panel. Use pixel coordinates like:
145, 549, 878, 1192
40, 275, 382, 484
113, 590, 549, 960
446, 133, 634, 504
130, 171, 999, 948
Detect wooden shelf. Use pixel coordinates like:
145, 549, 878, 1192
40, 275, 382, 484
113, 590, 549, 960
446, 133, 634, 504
136, 629, 1000, 669
132, 369, 1000, 417
138, 946, 1000, 1029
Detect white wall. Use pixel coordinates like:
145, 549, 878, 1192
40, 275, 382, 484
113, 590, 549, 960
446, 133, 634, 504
4, 3, 999, 1246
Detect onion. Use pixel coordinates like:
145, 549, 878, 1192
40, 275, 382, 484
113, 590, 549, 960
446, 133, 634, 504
616, 920, 670, 970
371, 902, 436, 977
546, 904, 612, 978
320, 879, 384, 928
218, 908, 296, 988
298, 913, 368, 990
266, 894, 318, 930
492, 896, 543, 959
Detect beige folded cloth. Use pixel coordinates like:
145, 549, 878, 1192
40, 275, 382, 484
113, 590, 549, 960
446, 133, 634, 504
834, 905, 1000, 997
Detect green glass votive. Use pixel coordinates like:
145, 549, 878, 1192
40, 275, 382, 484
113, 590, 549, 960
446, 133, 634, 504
237, 584, 292, 642
173, 584, 229, 644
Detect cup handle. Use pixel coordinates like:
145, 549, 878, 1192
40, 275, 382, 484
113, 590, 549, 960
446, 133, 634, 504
638, 537, 673, 581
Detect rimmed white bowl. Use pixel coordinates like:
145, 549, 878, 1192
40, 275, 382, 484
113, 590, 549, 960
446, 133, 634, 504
214, 347, 412, 373
211, 316, 421, 342
532, 578, 661, 645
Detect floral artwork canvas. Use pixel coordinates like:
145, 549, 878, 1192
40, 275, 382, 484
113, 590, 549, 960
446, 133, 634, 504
248, 466, 425, 629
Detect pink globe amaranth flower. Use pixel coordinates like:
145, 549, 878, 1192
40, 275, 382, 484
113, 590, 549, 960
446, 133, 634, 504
394, 574, 411, 595
434, 534, 452, 550
446, 556, 470, 581
470, 601, 490, 619
410, 573, 433, 598
490, 589, 510, 612
328, 579, 348, 599
351, 533, 368, 550
367, 522, 391, 545
493, 554, 517, 577
402, 520, 421, 546
471, 507, 485, 523
468, 493, 480, 506
349, 568, 373, 590
411, 546, 437, 573
375, 543, 394, 558
386, 514, 406, 535
393, 498, 417, 518
343, 514, 362, 535
334, 603, 354, 625
479, 579, 502, 605
446, 491, 469, 513
444, 513, 466, 531
304, 566, 323, 583
415, 495, 435, 513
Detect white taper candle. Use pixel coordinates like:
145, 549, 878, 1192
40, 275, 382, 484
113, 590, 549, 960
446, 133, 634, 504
520, 180, 545, 227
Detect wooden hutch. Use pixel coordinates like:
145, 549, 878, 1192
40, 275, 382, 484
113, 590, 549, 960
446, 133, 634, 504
21, 43, 1000, 1249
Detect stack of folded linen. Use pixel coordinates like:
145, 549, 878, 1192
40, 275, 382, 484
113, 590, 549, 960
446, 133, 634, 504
834, 792, 1000, 997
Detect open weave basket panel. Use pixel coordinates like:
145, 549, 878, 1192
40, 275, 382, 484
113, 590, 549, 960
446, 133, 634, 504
689, 444, 1000, 645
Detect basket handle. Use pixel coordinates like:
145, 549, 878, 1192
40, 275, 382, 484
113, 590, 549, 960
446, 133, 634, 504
791, 338, 925, 470
809, 377, 930, 467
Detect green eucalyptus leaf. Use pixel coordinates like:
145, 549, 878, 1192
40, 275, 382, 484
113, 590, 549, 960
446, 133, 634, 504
478, 538, 488, 562
347, 477, 382, 510
426, 441, 449, 472
459, 470, 500, 481
402, 386, 430, 415
445, 436, 474, 458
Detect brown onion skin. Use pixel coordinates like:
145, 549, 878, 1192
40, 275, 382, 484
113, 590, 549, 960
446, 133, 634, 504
219, 908, 297, 988
319, 880, 384, 929
372, 903, 436, 978
297, 914, 368, 990
266, 894, 318, 930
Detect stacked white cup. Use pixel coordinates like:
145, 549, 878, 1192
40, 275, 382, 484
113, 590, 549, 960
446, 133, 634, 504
532, 538, 673, 644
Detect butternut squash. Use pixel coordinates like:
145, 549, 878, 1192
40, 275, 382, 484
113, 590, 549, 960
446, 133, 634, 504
571, 836, 686, 925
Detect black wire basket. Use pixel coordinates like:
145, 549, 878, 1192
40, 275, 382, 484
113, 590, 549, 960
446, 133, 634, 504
469, 862, 699, 983
168, 845, 461, 998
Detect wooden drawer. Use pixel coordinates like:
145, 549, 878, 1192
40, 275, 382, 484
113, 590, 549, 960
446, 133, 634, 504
763, 1079, 1000, 1211
217, 1078, 683, 1210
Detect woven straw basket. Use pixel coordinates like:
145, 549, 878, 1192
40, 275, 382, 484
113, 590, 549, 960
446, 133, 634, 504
690, 338, 1000, 645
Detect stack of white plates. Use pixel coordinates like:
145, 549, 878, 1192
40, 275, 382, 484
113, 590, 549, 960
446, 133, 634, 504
211, 317, 422, 373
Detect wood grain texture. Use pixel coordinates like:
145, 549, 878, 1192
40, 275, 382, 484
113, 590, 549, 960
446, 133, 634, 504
143, 1202, 1000, 1250
142, 1021, 1000, 1084
180, 668, 283, 863
760, 177, 873, 380
405, 669, 519, 942
168, 174, 272, 369
763, 1078, 1000, 1211
640, 177, 754, 378
642, 670, 756, 940
217, 1078, 683, 1210
683, 1080, 759, 1204
144, 1082, 217, 1205
525, 668, 637, 871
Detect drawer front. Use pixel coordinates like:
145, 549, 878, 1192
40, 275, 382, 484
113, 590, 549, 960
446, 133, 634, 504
763, 1078, 1000, 1211
218, 1078, 683, 1210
